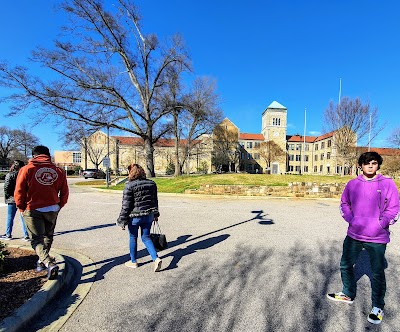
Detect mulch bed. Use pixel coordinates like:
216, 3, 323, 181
0, 247, 47, 321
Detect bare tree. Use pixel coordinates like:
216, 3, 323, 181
13, 125, 40, 159
160, 73, 222, 176
182, 77, 223, 174
0, 126, 15, 165
256, 140, 285, 173
212, 124, 240, 172
323, 97, 384, 175
0, 0, 190, 177
388, 127, 400, 148
60, 121, 100, 169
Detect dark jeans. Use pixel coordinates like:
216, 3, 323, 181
340, 236, 387, 309
23, 209, 59, 265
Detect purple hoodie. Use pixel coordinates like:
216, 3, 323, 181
340, 174, 399, 244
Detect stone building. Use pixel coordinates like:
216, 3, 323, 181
54, 100, 399, 176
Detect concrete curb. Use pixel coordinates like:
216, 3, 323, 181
0, 246, 66, 332
0, 245, 96, 332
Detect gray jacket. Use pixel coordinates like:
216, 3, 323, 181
4, 171, 18, 204
117, 178, 160, 228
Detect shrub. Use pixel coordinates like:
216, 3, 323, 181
0, 241, 10, 273
73, 165, 82, 175
0, 173, 6, 180
197, 161, 208, 174
165, 162, 175, 175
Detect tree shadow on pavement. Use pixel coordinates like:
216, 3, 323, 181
162, 234, 230, 270
54, 223, 115, 236
104, 239, 400, 332
92, 209, 273, 280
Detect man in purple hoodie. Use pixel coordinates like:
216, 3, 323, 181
327, 151, 399, 325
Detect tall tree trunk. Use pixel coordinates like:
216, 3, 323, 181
144, 138, 155, 178
173, 114, 181, 176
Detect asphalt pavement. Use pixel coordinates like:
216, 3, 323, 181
1, 179, 400, 332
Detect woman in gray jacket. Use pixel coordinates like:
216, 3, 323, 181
1, 160, 30, 241
117, 164, 162, 272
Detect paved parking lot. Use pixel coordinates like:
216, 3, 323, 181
1, 180, 400, 331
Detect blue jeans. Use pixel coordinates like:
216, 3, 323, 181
340, 236, 387, 309
128, 214, 158, 263
6, 203, 29, 238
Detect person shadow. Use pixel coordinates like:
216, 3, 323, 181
93, 209, 274, 277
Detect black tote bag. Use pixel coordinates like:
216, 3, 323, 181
150, 220, 168, 251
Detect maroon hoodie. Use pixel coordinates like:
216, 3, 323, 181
14, 154, 69, 211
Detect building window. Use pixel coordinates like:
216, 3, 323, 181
254, 153, 260, 160
314, 155, 318, 161
246, 142, 252, 149
246, 164, 253, 171
288, 165, 294, 172
314, 166, 317, 172
305, 144, 309, 151
288, 144, 294, 150
296, 155, 301, 161
72, 152, 81, 163
254, 142, 260, 148
304, 166, 309, 172
247, 153, 252, 159
328, 140, 332, 147
327, 166, 330, 174
304, 155, 309, 162
241, 152, 244, 159
296, 144, 301, 150
327, 152, 331, 159
321, 153, 324, 160
321, 142, 325, 149
315, 144, 319, 151
295, 166, 301, 172
289, 154, 294, 161
239, 142, 244, 148
272, 118, 281, 126
320, 165, 323, 172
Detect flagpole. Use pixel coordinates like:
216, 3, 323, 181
302, 108, 306, 174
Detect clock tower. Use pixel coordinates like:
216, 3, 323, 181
261, 101, 287, 149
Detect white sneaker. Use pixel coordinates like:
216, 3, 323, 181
367, 307, 384, 324
125, 261, 139, 269
154, 258, 162, 272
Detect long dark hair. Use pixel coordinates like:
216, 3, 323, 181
10, 160, 25, 172
127, 164, 146, 181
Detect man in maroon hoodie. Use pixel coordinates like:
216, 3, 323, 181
15, 145, 69, 280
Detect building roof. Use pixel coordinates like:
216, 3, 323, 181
287, 131, 334, 143
112, 136, 201, 147
356, 147, 400, 156
239, 133, 265, 140
314, 132, 334, 142
267, 101, 287, 110
286, 135, 317, 143
113, 136, 143, 145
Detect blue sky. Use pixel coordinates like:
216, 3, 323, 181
1, 0, 399, 153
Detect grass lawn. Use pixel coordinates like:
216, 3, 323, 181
71, 173, 400, 194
